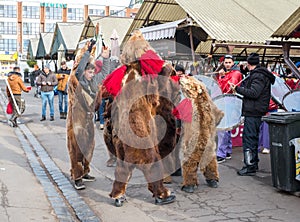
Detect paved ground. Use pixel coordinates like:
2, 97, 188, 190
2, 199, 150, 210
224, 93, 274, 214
0, 80, 300, 222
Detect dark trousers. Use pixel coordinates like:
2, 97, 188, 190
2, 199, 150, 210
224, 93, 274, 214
242, 116, 262, 165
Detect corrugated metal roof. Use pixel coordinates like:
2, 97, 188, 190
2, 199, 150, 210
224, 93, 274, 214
122, 0, 187, 46
195, 40, 300, 58
123, 0, 300, 46
140, 19, 185, 40
80, 16, 133, 48
272, 6, 300, 38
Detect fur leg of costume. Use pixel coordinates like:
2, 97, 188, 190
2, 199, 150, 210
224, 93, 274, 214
179, 76, 223, 187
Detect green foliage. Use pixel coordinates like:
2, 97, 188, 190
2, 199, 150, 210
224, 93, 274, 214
26, 59, 37, 68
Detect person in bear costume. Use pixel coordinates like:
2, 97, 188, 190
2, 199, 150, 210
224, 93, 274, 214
102, 30, 178, 207
66, 40, 110, 190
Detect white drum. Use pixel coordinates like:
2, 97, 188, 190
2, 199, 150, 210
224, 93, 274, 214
283, 90, 300, 112
271, 75, 291, 107
213, 94, 243, 131
194, 75, 222, 99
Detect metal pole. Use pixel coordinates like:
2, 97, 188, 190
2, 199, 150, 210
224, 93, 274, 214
189, 26, 195, 63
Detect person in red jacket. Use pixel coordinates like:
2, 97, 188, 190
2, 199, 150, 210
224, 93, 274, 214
216, 55, 243, 163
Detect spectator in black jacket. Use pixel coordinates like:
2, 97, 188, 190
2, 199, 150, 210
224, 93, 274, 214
229, 53, 275, 176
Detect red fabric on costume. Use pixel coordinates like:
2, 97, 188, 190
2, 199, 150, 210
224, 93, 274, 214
172, 98, 192, 123
102, 65, 127, 96
170, 75, 180, 82
285, 78, 298, 90
139, 50, 164, 76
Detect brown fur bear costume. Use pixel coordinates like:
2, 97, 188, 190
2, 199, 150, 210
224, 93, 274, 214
178, 76, 224, 192
66, 42, 109, 187
102, 30, 177, 206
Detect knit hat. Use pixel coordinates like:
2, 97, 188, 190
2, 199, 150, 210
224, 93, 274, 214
247, 53, 260, 65
94, 60, 103, 74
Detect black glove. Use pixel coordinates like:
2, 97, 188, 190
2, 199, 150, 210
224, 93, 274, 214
88, 39, 96, 52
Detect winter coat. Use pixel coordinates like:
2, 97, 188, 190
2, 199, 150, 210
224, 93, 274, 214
6, 72, 29, 96
56, 67, 71, 92
36, 71, 58, 92
235, 65, 275, 117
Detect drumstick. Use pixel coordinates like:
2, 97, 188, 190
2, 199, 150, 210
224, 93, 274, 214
225, 75, 249, 94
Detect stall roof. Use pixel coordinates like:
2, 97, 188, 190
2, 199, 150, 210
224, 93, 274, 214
272, 7, 300, 39
80, 16, 133, 48
139, 19, 186, 40
27, 38, 39, 60
123, 0, 300, 45
50, 22, 84, 56
36, 32, 54, 59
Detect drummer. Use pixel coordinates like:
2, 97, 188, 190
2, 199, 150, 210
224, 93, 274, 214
216, 54, 243, 163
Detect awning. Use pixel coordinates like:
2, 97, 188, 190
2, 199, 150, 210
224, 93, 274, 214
139, 19, 186, 41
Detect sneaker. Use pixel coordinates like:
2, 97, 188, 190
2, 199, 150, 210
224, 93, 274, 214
99, 124, 104, 130
8, 119, 17, 127
206, 179, 218, 188
226, 153, 232, 160
217, 156, 225, 164
262, 148, 270, 154
74, 179, 85, 190
114, 195, 127, 207
155, 193, 176, 205
181, 185, 195, 193
82, 174, 96, 182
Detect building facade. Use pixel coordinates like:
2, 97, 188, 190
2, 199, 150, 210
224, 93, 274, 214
0, 0, 140, 75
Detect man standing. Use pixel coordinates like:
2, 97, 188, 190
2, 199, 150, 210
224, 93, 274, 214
36, 64, 58, 121
230, 53, 275, 176
216, 55, 242, 163
56, 61, 70, 119
6, 67, 30, 127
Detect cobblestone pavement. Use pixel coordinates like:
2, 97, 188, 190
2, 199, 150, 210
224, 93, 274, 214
0, 81, 300, 222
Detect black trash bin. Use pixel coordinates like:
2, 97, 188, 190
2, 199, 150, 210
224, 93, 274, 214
262, 112, 300, 192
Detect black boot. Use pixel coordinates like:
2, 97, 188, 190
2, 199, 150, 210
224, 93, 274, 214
50, 116, 54, 121
40, 116, 46, 121
63, 112, 67, 119
237, 165, 256, 176
60, 112, 64, 119
237, 149, 256, 176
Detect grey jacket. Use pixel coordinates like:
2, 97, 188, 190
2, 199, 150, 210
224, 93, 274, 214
36, 71, 58, 92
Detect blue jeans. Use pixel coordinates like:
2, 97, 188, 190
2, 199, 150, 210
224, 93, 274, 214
41, 91, 54, 117
98, 98, 113, 124
58, 91, 68, 113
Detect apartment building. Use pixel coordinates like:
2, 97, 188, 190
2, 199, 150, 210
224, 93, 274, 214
0, 0, 140, 74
